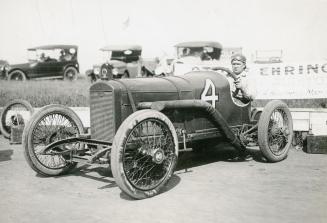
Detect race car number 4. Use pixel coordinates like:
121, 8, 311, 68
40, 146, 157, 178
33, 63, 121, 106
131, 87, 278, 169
201, 79, 218, 108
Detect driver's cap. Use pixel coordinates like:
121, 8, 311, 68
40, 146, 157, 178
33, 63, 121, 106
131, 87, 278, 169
231, 53, 246, 64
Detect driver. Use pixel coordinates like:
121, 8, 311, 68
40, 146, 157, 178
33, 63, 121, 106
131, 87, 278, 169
230, 53, 256, 103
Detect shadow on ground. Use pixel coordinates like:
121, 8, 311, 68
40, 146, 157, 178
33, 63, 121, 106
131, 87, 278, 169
176, 143, 266, 171
33, 142, 266, 200
119, 175, 182, 201
0, 149, 13, 162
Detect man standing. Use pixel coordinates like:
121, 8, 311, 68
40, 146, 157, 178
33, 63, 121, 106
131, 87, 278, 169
230, 53, 256, 104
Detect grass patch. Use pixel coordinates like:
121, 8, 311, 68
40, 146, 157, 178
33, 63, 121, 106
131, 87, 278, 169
1, 79, 325, 108
0, 79, 90, 107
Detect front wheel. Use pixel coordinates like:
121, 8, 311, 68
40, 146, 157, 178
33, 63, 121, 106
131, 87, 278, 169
23, 105, 84, 176
63, 67, 78, 81
258, 100, 293, 162
8, 70, 27, 81
111, 109, 179, 199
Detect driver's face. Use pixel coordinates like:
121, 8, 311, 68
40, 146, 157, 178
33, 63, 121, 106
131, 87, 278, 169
232, 61, 246, 75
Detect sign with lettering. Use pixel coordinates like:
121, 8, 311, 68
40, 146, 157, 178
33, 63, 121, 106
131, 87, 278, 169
248, 62, 327, 99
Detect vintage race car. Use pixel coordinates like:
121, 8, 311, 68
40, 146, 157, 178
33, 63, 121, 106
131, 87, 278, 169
23, 68, 293, 199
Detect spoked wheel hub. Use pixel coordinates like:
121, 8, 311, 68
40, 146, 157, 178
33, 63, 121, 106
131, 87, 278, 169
151, 148, 165, 164
268, 109, 291, 156
138, 147, 166, 164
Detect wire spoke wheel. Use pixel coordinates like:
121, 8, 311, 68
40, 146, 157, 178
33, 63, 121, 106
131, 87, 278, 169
111, 110, 178, 199
123, 119, 175, 191
31, 113, 81, 169
267, 109, 290, 156
23, 105, 84, 176
258, 100, 293, 162
0, 99, 34, 138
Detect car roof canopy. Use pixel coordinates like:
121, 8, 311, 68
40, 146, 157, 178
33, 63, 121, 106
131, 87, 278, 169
28, 45, 78, 50
100, 44, 142, 51
174, 41, 222, 49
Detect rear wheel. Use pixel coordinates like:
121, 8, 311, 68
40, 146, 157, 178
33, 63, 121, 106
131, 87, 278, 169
258, 100, 293, 162
8, 70, 26, 81
23, 105, 84, 176
0, 99, 34, 138
111, 109, 178, 199
63, 67, 78, 81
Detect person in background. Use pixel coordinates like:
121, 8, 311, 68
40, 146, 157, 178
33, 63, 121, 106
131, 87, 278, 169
230, 53, 256, 104
59, 50, 66, 61
39, 52, 46, 62
201, 49, 212, 61
182, 48, 190, 57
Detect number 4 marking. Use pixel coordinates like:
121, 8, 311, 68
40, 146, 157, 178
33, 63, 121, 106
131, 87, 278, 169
201, 79, 219, 108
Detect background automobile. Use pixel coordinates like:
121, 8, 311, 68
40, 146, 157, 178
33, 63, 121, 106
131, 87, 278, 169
88, 44, 157, 81
169, 41, 224, 76
0, 59, 9, 80
7, 45, 79, 81
23, 68, 293, 199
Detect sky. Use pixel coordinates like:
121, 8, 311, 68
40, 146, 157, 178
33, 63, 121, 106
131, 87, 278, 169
0, 0, 327, 72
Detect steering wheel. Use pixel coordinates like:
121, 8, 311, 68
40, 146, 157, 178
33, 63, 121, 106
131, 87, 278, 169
211, 66, 238, 80
212, 66, 244, 102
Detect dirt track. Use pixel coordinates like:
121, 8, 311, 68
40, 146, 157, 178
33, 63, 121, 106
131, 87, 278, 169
0, 136, 326, 223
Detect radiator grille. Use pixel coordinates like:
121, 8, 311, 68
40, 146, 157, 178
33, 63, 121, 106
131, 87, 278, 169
90, 91, 115, 142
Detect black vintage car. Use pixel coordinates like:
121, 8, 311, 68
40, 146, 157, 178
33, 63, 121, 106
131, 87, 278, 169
23, 68, 293, 199
7, 45, 79, 81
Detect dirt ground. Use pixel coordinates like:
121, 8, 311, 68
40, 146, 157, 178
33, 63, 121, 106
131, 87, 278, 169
0, 135, 326, 223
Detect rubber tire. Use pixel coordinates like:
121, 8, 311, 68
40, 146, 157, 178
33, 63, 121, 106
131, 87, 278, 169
8, 70, 27, 81
111, 109, 179, 199
258, 100, 293, 162
0, 99, 34, 138
63, 67, 78, 81
23, 104, 84, 176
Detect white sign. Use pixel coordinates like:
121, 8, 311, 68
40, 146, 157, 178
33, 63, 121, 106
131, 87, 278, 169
248, 61, 327, 99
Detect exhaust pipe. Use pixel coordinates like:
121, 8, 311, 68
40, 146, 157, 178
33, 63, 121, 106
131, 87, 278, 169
138, 100, 246, 152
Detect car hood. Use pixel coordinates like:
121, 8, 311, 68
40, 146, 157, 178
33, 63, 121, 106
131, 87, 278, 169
108, 60, 126, 68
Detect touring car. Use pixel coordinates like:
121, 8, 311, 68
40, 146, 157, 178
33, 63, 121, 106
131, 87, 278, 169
169, 41, 224, 76
23, 68, 293, 199
7, 45, 79, 81
87, 44, 157, 82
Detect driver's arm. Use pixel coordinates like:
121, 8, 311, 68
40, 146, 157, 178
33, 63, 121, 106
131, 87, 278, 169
234, 77, 256, 102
